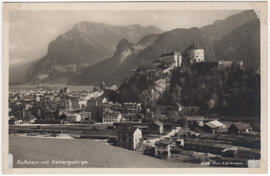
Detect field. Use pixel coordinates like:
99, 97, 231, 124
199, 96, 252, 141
9, 135, 201, 168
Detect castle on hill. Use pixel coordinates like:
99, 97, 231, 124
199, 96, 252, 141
159, 41, 243, 70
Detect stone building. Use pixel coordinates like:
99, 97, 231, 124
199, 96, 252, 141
185, 41, 205, 65
159, 51, 182, 67
116, 127, 142, 150
218, 61, 244, 70
102, 108, 122, 124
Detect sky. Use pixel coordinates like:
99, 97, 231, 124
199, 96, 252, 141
9, 10, 243, 65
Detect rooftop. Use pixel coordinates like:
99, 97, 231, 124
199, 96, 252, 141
160, 51, 181, 57
204, 120, 226, 129
230, 122, 251, 130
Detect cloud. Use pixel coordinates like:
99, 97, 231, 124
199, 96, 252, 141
9, 10, 242, 65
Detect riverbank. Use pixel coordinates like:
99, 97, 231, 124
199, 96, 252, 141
9, 124, 116, 139
9, 84, 94, 92
9, 135, 201, 168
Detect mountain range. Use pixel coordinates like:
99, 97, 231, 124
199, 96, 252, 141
11, 10, 260, 85
24, 22, 162, 84
69, 10, 260, 85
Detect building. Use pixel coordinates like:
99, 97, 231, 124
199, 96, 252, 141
185, 116, 206, 129
185, 41, 205, 65
159, 51, 182, 67
155, 141, 171, 158
218, 61, 244, 70
203, 120, 226, 134
110, 103, 122, 111
41, 109, 59, 122
87, 96, 108, 111
78, 98, 87, 109
121, 102, 141, 114
175, 138, 185, 147
102, 109, 122, 124
91, 108, 103, 123
228, 122, 252, 134
122, 113, 143, 123
79, 112, 92, 122
65, 96, 80, 111
67, 113, 82, 122
184, 139, 260, 159
116, 127, 142, 150
14, 120, 23, 125
149, 120, 164, 134
144, 110, 154, 122
122, 102, 141, 111
86, 97, 100, 111
113, 122, 149, 134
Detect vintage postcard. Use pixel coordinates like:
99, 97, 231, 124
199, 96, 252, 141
2, 1, 268, 174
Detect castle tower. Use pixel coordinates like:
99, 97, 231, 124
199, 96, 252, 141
159, 51, 182, 67
186, 41, 205, 65
174, 52, 182, 67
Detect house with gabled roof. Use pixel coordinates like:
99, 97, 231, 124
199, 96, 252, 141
228, 122, 252, 134
203, 120, 226, 133
116, 127, 142, 150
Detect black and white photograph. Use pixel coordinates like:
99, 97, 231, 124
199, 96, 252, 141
2, 1, 268, 174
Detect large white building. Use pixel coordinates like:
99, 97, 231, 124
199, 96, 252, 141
102, 109, 122, 124
186, 41, 205, 65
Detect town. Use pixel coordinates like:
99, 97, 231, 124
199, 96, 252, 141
9, 43, 260, 167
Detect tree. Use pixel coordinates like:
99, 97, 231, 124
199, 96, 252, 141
59, 113, 67, 121
153, 106, 162, 115
167, 111, 186, 126
206, 98, 216, 110
168, 85, 182, 106
103, 89, 117, 102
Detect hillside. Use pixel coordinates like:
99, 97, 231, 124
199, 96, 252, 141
68, 10, 260, 86
115, 57, 260, 118
25, 22, 162, 84
68, 28, 217, 85
214, 18, 260, 70
201, 10, 258, 42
